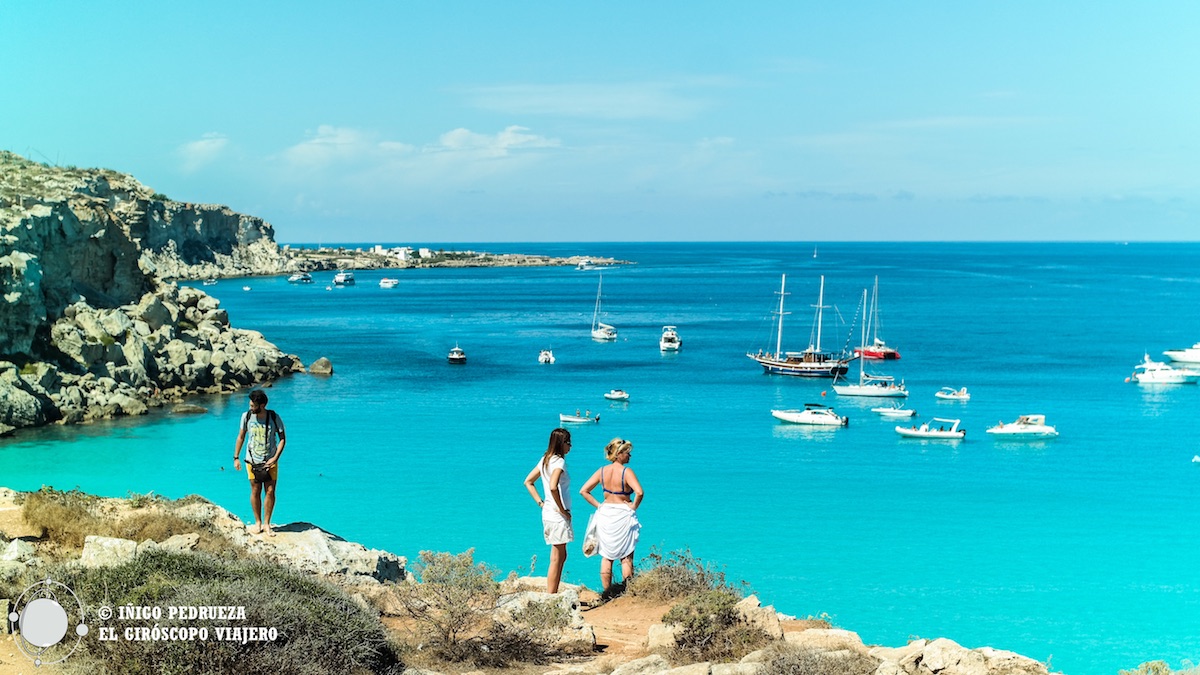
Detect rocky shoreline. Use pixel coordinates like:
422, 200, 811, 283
0, 151, 619, 435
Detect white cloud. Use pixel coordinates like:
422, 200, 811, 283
282, 125, 376, 168
462, 83, 707, 120
431, 125, 559, 157
178, 132, 228, 172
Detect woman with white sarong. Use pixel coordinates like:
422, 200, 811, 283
523, 427, 573, 593
579, 437, 643, 596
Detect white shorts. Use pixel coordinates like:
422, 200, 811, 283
543, 517, 574, 545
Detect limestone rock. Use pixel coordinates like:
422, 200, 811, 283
611, 654, 671, 675
0, 539, 35, 562
309, 357, 333, 375
80, 535, 138, 567
785, 627, 870, 655
734, 594, 783, 639
664, 663, 712, 674
648, 622, 683, 649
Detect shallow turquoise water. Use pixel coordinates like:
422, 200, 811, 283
4, 242, 1200, 674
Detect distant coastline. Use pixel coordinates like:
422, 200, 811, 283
276, 242, 629, 275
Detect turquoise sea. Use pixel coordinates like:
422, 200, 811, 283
4, 242, 1200, 675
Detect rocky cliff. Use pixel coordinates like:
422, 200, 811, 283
0, 151, 303, 435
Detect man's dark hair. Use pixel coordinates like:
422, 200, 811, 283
249, 389, 268, 405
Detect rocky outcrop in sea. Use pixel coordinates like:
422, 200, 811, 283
0, 151, 303, 435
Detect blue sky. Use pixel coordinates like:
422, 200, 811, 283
2, 2, 1196, 242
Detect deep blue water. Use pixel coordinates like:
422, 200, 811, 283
4, 242, 1200, 675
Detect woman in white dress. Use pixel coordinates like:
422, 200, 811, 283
579, 437, 644, 596
523, 427, 573, 593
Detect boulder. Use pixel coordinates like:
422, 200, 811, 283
80, 535, 138, 567
309, 357, 333, 375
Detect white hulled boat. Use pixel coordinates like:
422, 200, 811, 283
896, 418, 965, 439
747, 274, 854, 378
834, 289, 907, 398
1128, 354, 1200, 384
986, 414, 1058, 438
559, 412, 599, 424
379, 277, 399, 289
872, 404, 917, 417
659, 325, 682, 352
770, 403, 849, 426
1163, 343, 1200, 365
935, 387, 970, 401
332, 270, 356, 286
603, 389, 630, 401
287, 272, 313, 284
447, 344, 466, 364
590, 274, 617, 341
538, 349, 556, 364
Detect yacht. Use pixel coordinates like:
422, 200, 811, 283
287, 272, 313, 284
447, 344, 466, 364
332, 270, 356, 286
1128, 354, 1200, 384
1163, 342, 1200, 365
379, 277, 399, 289
986, 414, 1058, 438
659, 326, 682, 352
538, 349, 556, 364
770, 403, 848, 427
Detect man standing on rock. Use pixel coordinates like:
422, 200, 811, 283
232, 389, 286, 536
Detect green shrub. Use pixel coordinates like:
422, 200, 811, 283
50, 549, 402, 675
758, 642, 879, 675
396, 549, 573, 667
627, 546, 732, 601
662, 587, 770, 664
396, 549, 501, 663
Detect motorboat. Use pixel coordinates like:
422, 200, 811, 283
871, 404, 917, 417
659, 325, 682, 352
590, 274, 618, 341
538, 349, 556, 364
287, 272, 313, 284
603, 389, 630, 401
896, 418, 965, 439
447, 344, 466, 364
559, 412, 599, 424
853, 277, 900, 360
833, 288, 906, 397
986, 414, 1058, 438
747, 274, 855, 378
332, 270, 356, 286
242, 286, 251, 291
770, 403, 849, 427
576, 258, 596, 271
379, 277, 399, 289
202, 278, 218, 286
1128, 354, 1200, 384
935, 387, 971, 401
1163, 342, 1200, 365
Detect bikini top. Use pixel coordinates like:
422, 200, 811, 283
602, 465, 633, 496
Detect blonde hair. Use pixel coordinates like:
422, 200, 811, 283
604, 437, 632, 461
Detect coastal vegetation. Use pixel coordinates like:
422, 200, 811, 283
44, 550, 403, 675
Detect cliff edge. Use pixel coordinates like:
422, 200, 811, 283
0, 152, 302, 435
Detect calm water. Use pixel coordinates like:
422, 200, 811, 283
4, 242, 1200, 675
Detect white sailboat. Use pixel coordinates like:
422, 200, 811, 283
747, 274, 853, 378
590, 274, 617, 341
833, 289, 908, 398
